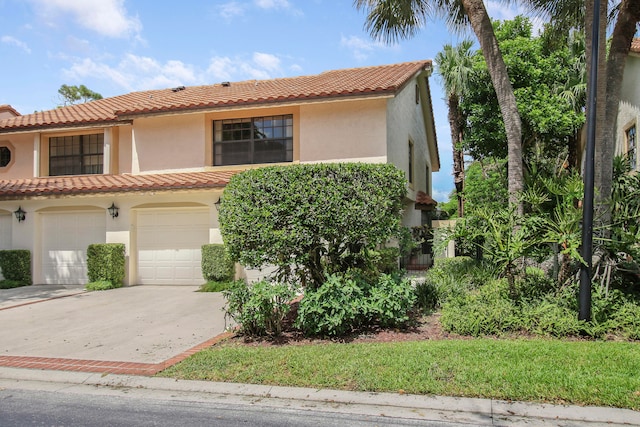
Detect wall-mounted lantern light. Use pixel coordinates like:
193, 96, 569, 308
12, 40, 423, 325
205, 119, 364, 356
14, 206, 26, 222
108, 202, 119, 219
214, 197, 222, 211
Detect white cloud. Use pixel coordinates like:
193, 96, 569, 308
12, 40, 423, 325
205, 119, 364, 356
1, 35, 31, 53
485, 1, 545, 34
253, 52, 281, 71
340, 35, 392, 61
29, 0, 142, 38
432, 188, 451, 203
218, 1, 246, 19
207, 52, 284, 82
217, 0, 302, 19
254, 0, 290, 9
63, 54, 199, 92
63, 51, 291, 92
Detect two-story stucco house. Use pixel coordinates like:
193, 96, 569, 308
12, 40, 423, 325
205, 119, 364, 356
616, 38, 640, 170
0, 61, 439, 286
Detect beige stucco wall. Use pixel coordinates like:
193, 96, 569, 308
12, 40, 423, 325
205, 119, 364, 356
0, 133, 35, 179
0, 190, 223, 285
299, 98, 387, 163
118, 124, 133, 174
387, 77, 432, 228
616, 54, 640, 168
132, 114, 206, 173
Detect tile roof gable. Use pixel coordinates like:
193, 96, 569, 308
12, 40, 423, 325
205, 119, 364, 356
0, 61, 431, 133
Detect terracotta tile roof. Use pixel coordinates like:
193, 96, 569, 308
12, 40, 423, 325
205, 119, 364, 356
0, 105, 20, 117
0, 61, 431, 133
632, 38, 640, 53
415, 190, 438, 210
0, 171, 238, 200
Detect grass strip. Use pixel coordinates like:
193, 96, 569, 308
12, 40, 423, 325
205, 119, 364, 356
158, 338, 640, 410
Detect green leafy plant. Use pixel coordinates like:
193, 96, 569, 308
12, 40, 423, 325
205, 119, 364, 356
0, 250, 32, 286
201, 244, 235, 282
367, 274, 416, 327
223, 279, 296, 337
440, 279, 521, 336
86, 243, 125, 288
218, 163, 406, 289
199, 280, 237, 292
0, 279, 28, 289
295, 273, 367, 337
86, 280, 118, 291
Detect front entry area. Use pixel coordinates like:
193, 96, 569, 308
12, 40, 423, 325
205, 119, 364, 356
136, 208, 210, 285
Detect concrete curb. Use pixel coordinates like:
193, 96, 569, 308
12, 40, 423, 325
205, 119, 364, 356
0, 367, 637, 426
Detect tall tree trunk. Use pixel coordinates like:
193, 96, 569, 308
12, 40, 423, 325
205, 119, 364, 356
585, 0, 608, 234
448, 94, 465, 217
462, 0, 523, 215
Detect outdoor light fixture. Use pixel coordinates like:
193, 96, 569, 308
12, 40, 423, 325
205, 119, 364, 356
14, 206, 25, 222
214, 197, 222, 211
108, 202, 119, 219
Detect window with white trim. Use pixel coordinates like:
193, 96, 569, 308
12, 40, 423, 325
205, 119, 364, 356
626, 124, 636, 171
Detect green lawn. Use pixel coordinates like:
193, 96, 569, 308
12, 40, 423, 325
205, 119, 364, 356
158, 338, 640, 410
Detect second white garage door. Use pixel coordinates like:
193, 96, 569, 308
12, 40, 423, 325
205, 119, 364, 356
137, 208, 210, 285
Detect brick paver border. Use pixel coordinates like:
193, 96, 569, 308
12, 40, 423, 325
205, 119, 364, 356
0, 331, 234, 376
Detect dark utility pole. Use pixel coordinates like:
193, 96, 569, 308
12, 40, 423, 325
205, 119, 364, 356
579, 0, 601, 321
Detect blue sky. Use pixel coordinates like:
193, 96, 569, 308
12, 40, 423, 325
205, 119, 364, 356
0, 0, 528, 202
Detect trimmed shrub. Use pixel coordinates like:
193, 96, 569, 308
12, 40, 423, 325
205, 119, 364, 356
86, 280, 118, 291
199, 280, 237, 293
0, 280, 28, 289
202, 244, 235, 282
86, 243, 125, 288
219, 163, 407, 289
223, 279, 296, 337
0, 250, 32, 285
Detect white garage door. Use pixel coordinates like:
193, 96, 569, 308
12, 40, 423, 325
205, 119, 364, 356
41, 211, 106, 285
0, 214, 11, 250
137, 208, 210, 285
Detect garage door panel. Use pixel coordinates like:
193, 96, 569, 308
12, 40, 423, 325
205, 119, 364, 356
42, 212, 106, 285
0, 215, 11, 250
137, 209, 209, 285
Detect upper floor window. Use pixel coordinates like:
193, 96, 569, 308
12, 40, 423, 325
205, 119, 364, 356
0, 146, 10, 167
408, 140, 414, 185
49, 133, 103, 176
213, 114, 293, 166
626, 125, 636, 171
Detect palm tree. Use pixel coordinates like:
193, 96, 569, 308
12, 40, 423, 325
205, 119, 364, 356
435, 40, 474, 217
355, 0, 524, 214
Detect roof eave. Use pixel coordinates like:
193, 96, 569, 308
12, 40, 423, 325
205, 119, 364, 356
0, 119, 132, 135
114, 90, 398, 120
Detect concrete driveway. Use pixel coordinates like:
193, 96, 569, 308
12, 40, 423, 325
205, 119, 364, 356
0, 285, 228, 374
